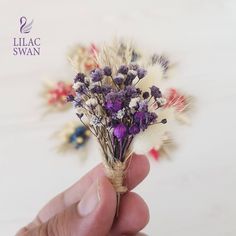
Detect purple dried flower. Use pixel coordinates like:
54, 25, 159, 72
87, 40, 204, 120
91, 68, 104, 82
125, 86, 138, 98
127, 70, 137, 80
74, 73, 85, 83
137, 68, 147, 79
114, 75, 124, 85
148, 112, 158, 123
113, 124, 127, 140
129, 124, 140, 135
134, 111, 146, 123
118, 65, 129, 74
90, 85, 102, 94
124, 76, 133, 86
150, 86, 162, 99
143, 91, 150, 99
76, 84, 87, 93
134, 111, 150, 130
102, 86, 112, 95
66, 94, 74, 102
106, 99, 123, 112
73, 97, 83, 107
138, 100, 148, 112
103, 66, 112, 76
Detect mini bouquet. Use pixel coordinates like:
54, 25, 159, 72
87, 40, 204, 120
41, 40, 193, 163
67, 43, 169, 211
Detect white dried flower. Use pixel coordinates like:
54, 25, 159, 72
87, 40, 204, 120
85, 98, 97, 107
128, 69, 137, 77
72, 81, 84, 90
156, 97, 167, 106
90, 115, 102, 126
129, 97, 140, 108
116, 108, 125, 119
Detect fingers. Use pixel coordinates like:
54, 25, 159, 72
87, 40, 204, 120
110, 192, 149, 235
33, 154, 149, 225
19, 176, 117, 236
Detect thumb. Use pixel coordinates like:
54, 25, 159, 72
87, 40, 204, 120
24, 176, 117, 236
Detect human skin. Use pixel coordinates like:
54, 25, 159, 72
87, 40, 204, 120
16, 154, 150, 236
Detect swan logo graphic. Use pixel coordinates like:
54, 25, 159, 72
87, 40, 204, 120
13, 16, 40, 56
20, 16, 33, 34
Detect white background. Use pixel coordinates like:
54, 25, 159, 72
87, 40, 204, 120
1, 0, 236, 235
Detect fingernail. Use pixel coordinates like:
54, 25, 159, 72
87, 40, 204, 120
78, 179, 100, 217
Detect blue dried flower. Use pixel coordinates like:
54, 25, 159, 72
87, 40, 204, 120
113, 124, 127, 140
91, 68, 104, 82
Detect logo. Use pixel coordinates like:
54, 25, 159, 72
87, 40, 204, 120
13, 16, 41, 56
20, 16, 33, 34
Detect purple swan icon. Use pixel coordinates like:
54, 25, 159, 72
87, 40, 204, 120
20, 16, 33, 34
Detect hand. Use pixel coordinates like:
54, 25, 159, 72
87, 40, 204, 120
16, 154, 150, 236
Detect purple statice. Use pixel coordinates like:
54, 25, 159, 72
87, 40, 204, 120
134, 111, 146, 125
114, 75, 124, 85
150, 85, 162, 99
103, 66, 112, 76
76, 84, 87, 93
142, 91, 150, 99
148, 112, 158, 123
138, 100, 148, 112
74, 73, 85, 83
102, 85, 112, 95
66, 94, 74, 102
105, 99, 123, 113
113, 124, 127, 140
91, 68, 104, 82
118, 65, 129, 74
90, 85, 102, 94
129, 124, 140, 135
125, 86, 139, 98
73, 97, 83, 107
137, 68, 147, 79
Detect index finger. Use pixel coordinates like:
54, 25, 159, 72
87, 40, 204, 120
26, 154, 150, 229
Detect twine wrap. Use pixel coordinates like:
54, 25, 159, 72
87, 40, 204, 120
105, 160, 128, 193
